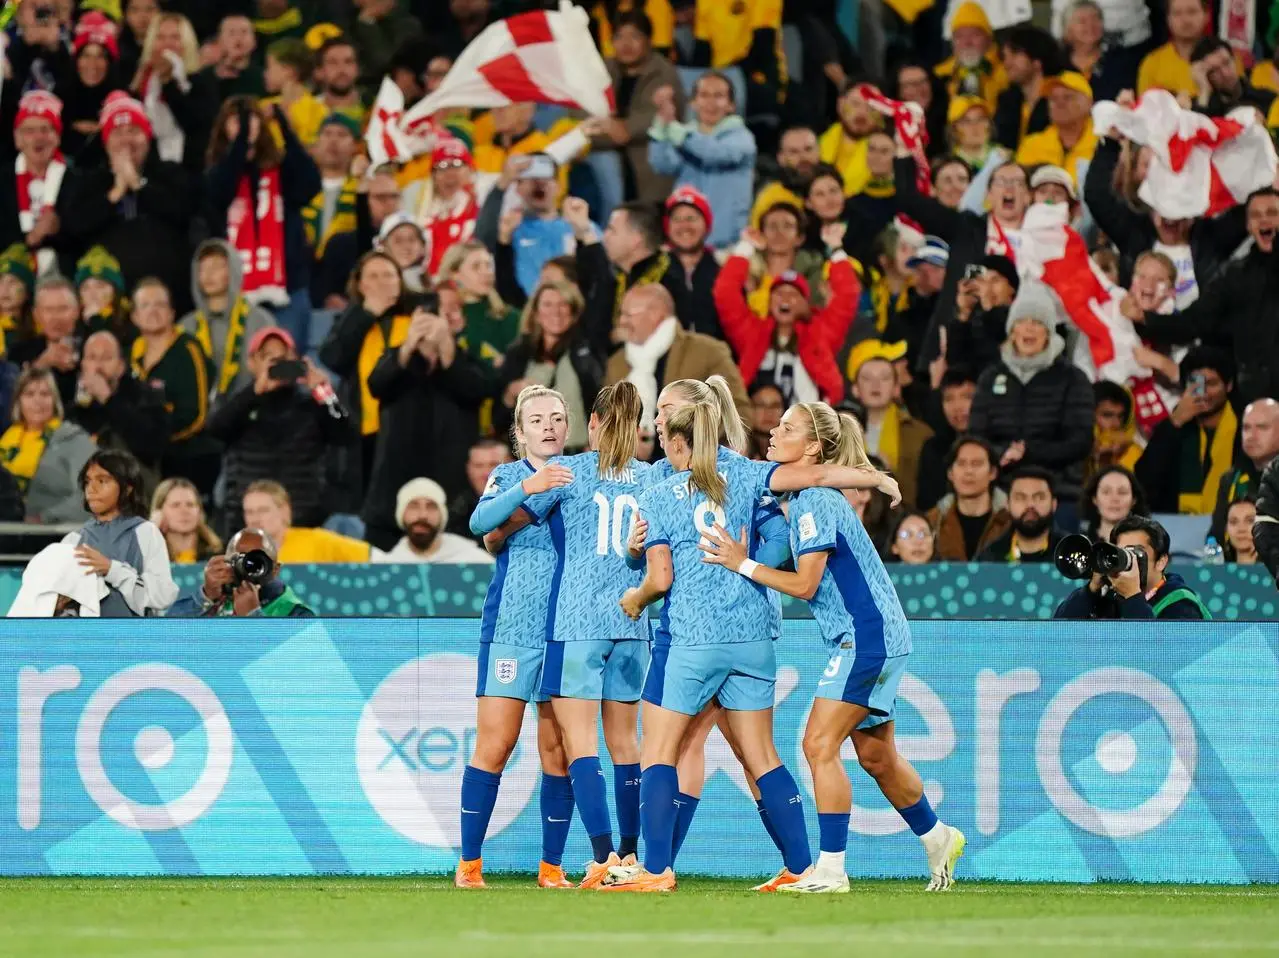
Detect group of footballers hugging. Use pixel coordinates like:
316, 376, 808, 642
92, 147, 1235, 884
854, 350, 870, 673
457, 374, 966, 894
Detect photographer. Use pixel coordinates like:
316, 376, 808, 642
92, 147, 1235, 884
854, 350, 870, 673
166, 528, 314, 617
1054, 516, 1208, 620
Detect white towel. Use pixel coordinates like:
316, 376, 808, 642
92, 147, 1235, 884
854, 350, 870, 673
7, 543, 109, 618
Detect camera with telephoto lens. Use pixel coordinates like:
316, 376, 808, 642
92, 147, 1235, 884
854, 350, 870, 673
1054, 533, 1148, 590
227, 549, 273, 587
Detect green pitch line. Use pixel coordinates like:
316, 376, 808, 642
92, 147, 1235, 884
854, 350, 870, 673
0, 877, 1276, 958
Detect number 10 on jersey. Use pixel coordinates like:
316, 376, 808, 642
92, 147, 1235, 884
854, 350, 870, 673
594, 492, 639, 557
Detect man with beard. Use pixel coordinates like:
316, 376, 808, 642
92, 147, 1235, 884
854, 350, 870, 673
662, 187, 721, 340
375, 477, 492, 564
978, 466, 1065, 562
1190, 37, 1275, 117
315, 36, 365, 124
993, 25, 1059, 151
820, 83, 881, 198
756, 125, 822, 195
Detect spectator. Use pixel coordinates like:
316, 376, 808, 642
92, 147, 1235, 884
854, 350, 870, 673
947, 253, 1019, 373
375, 213, 430, 294
63, 13, 124, 160
1137, 0, 1210, 97
301, 113, 361, 278
1190, 37, 1275, 120
129, 277, 219, 495
1, 367, 95, 523
471, 102, 581, 189
179, 239, 280, 403
1015, 72, 1097, 183
131, 13, 218, 176
715, 225, 857, 407
648, 71, 756, 247
1134, 346, 1237, 515
7, 2, 73, 104
969, 282, 1094, 504
917, 367, 977, 511
1054, 515, 1208, 618
373, 477, 493, 564
242, 479, 369, 562
1059, 0, 1141, 103
436, 241, 521, 366
250, 0, 312, 55
493, 280, 604, 450
847, 132, 900, 238
150, 476, 222, 563
1128, 188, 1279, 409
574, 198, 680, 339
362, 305, 495, 549
1080, 464, 1148, 541
478, 154, 574, 302
119, 0, 157, 83
4, 91, 66, 274
167, 526, 315, 616
312, 36, 365, 124
59, 449, 176, 616
58, 92, 192, 311
1084, 380, 1142, 484
994, 25, 1059, 150
201, 15, 266, 102
408, 138, 479, 278
849, 340, 932, 508
207, 326, 355, 534
945, 97, 998, 172
741, 191, 826, 318
590, 11, 685, 207
887, 510, 937, 564
893, 236, 949, 395
445, 437, 511, 544
748, 382, 784, 460
11, 277, 82, 408
850, 452, 898, 553
1210, 399, 1279, 543
930, 156, 972, 209
605, 283, 749, 434
262, 39, 327, 148
820, 83, 882, 198
588, 0, 674, 60
894, 61, 948, 158
1224, 496, 1258, 564
928, 435, 1011, 561
205, 96, 322, 355
315, 163, 403, 308
978, 465, 1065, 562
934, 2, 1008, 113
687, 0, 784, 135
74, 246, 132, 345
773, 126, 822, 190
0, 244, 36, 357
1257, 458, 1279, 584
661, 187, 722, 340
69, 329, 168, 487
350, 0, 424, 93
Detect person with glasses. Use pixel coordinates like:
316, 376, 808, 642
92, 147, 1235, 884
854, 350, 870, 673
888, 510, 937, 564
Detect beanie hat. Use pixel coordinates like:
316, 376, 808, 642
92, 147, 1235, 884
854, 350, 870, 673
15, 91, 63, 136
99, 91, 152, 141
378, 211, 428, 246
978, 253, 1020, 292
396, 477, 448, 530
319, 111, 362, 140
432, 137, 474, 169
74, 246, 126, 294
749, 181, 804, 232
0, 244, 36, 294
74, 11, 119, 59
1005, 281, 1061, 334
664, 185, 713, 236
305, 22, 344, 50
847, 338, 908, 381
950, 1, 992, 34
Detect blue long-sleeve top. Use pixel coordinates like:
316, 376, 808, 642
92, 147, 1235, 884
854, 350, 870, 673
469, 478, 531, 535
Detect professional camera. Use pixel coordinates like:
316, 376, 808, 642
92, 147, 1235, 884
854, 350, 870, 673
1054, 533, 1148, 589
227, 549, 273, 587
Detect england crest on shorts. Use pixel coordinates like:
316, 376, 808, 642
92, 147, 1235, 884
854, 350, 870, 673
494, 659, 518, 684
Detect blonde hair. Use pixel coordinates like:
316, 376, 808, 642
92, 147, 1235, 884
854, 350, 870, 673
519, 280, 585, 339
796, 402, 873, 469
511, 384, 568, 457
11, 367, 63, 426
661, 376, 747, 454
593, 381, 642, 476
436, 241, 506, 314
245, 478, 291, 509
666, 400, 727, 507
151, 477, 223, 559
133, 13, 201, 91
1134, 249, 1177, 287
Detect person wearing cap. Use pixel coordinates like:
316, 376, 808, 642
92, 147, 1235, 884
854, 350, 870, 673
993, 25, 1060, 151
662, 186, 722, 340
933, 2, 1009, 114
59, 90, 193, 312
63, 12, 124, 159
415, 138, 479, 277
945, 96, 999, 172
1015, 71, 1097, 181
301, 113, 361, 281
167, 524, 314, 617
849, 339, 934, 508
715, 226, 858, 408
1029, 164, 1079, 208
178, 239, 280, 400
262, 38, 327, 147
948, 252, 1020, 373
372, 477, 493, 564
374, 213, 430, 295
0, 245, 37, 358
478, 149, 575, 300
130, 12, 218, 175
892, 236, 949, 401
968, 281, 1095, 505
1190, 36, 1276, 118
3, 91, 66, 276
207, 324, 356, 535
74, 245, 133, 347
648, 71, 755, 249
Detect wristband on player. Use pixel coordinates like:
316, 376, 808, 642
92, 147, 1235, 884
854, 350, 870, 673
738, 559, 759, 581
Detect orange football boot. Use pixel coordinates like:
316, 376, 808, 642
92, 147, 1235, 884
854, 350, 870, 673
454, 858, 486, 889
538, 861, 574, 888
752, 868, 804, 892
598, 868, 676, 893
578, 852, 621, 889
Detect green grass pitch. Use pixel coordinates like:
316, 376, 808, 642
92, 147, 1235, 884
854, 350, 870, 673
1, 877, 1277, 957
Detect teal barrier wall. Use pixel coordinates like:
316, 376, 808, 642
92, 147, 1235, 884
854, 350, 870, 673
1, 563, 1273, 619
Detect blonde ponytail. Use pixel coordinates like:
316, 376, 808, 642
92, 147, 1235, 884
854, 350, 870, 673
512, 384, 569, 457
666, 401, 727, 507
663, 376, 747, 454
593, 381, 642, 476
797, 402, 873, 468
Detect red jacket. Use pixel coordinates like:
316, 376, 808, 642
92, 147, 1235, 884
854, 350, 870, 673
713, 250, 859, 405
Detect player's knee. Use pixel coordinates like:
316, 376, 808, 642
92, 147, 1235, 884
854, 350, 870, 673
855, 741, 893, 780
538, 737, 569, 776
472, 731, 518, 771
802, 726, 842, 765
603, 723, 639, 764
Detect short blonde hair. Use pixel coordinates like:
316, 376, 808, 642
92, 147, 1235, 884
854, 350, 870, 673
11, 367, 63, 426
245, 479, 291, 509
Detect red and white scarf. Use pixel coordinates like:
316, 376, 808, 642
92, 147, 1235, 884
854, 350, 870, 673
16, 153, 65, 274
226, 168, 288, 306
856, 83, 931, 197
421, 188, 478, 274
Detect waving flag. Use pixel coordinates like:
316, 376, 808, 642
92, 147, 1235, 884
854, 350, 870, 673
400, 0, 614, 134
365, 78, 413, 167
1093, 90, 1277, 220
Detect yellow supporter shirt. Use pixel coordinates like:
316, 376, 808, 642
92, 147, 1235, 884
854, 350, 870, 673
819, 122, 872, 197
1014, 119, 1098, 182
692, 0, 786, 85
471, 111, 582, 195
262, 92, 330, 147
1254, 60, 1279, 95
1138, 44, 1243, 96
592, 0, 674, 55
934, 51, 1009, 114
358, 313, 412, 436
278, 527, 371, 564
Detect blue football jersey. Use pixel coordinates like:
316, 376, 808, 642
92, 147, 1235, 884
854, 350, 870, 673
639, 448, 780, 646
788, 486, 912, 657
526, 451, 652, 642
475, 460, 565, 648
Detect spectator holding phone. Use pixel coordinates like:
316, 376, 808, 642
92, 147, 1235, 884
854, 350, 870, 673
207, 326, 355, 534
946, 254, 1018, 374
475, 153, 575, 300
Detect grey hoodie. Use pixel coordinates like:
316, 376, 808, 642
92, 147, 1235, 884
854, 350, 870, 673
26, 421, 96, 523
179, 239, 279, 398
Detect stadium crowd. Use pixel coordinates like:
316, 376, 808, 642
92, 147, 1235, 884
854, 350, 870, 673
0, 0, 1277, 594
